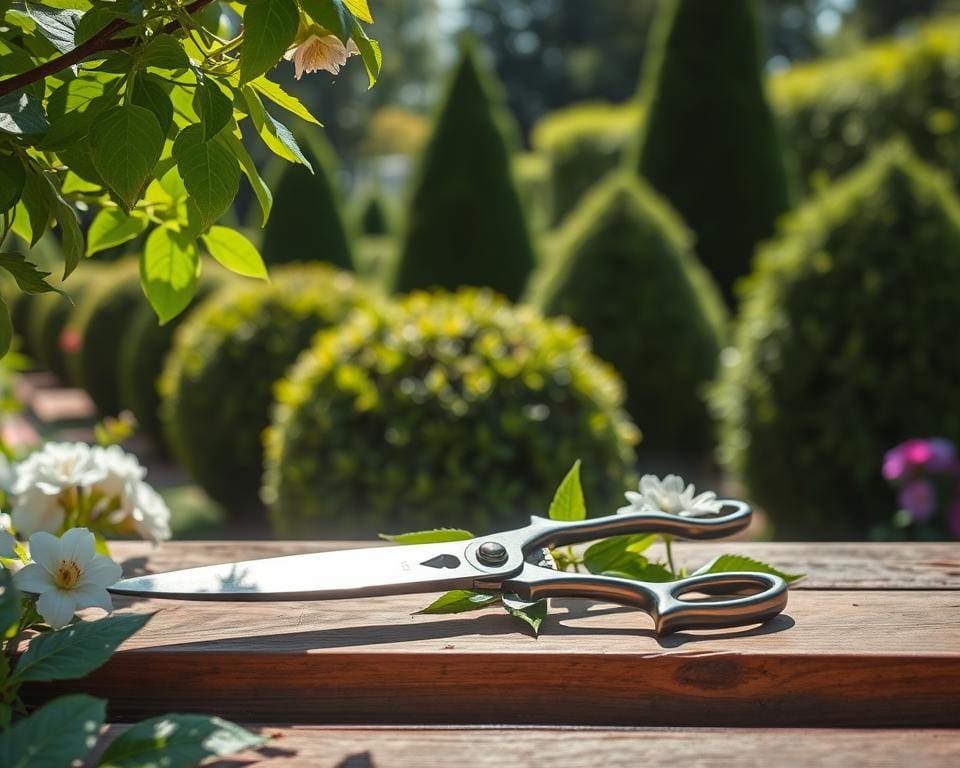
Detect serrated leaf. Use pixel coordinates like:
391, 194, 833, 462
0, 694, 105, 768
0, 152, 25, 212
34, 169, 83, 277
172, 125, 240, 230
416, 590, 499, 615
351, 21, 381, 88
379, 528, 474, 545
18, 167, 51, 244
548, 460, 585, 521
0, 252, 64, 295
25, 4, 81, 54
90, 104, 164, 212
241, 86, 312, 169
141, 225, 200, 324
694, 554, 804, 584
0, 90, 48, 136
193, 79, 233, 140
140, 35, 190, 70
222, 127, 272, 226
96, 714, 264, 768
302, 0, 353, 43
131, 74, 173, 135
87, 208, 148, 256
12, 612, 152, 682
240, 0, 299, 84
202, 226, 267, 279
344, 0, 373, 23
502, 595, 547, 635
250, 77, 321, 126
41, 75, 118, 150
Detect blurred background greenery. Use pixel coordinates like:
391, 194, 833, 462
5, 0, 960, 543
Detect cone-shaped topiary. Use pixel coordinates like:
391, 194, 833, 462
530, 174, 726, 460
632, 0, 790, 302
160, 264, 371, 513
711, 144, 960, 538
259, 127, 353, 270
356, 191, 393, 236
393, 43, 535, 300
118, 264, 233, 450
68, 258, 144, 415
263, 289, 640, 538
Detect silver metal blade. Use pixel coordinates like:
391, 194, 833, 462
108, 541, 489, 601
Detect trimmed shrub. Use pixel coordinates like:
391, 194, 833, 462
530, 174, 726, 459
263, 289, 640, 537
711, 145, 960, 538
772, 18, 960, 192
259, 127, 353, 270
67, 258, 144, 414
27, 262, 107, 383
118, 264, 233, 449
393, 44, 535, 300
632, 0, 790, 302
160, 264, 371, 512
356, 192, 393, 236
531, 102, 642, 225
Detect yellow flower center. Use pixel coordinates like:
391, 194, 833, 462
53, 560, 82, 590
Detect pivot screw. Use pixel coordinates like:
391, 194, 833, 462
477, 541, 508, 566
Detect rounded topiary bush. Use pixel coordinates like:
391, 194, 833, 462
68, 258, 144, 414
161, 264, 371, 512
263, 289, 640, 537
530, 173, 726, 461
711, 144, 960, 538
118, 264, 233, 450
28, 262, 106, 383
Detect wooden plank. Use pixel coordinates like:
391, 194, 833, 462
108, 540, 960, 590
92, 726, 960, 768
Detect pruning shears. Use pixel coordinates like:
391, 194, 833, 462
109, 500, 788, 635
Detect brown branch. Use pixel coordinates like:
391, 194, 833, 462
0, 0, 216, 99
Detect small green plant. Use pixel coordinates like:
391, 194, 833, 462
264, 289, 640, 537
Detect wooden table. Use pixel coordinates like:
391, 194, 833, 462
27, 541, 960, 766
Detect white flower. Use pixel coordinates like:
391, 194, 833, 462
12, 442, 106, 496
618, 474, 724, 518
119, 483, 171, 544
284, 33, 359, 79
13, 528, 122, 629
13, 486, 67, 536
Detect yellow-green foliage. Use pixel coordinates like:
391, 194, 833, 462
532, 102, 642, 225
160, 264, 371, 513
264, 289, 640, 537
711, 144, 960, 538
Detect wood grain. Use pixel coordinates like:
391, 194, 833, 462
22, 541, 960, 727
91, 726, 960, 768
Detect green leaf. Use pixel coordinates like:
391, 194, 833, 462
239, 0, 299, 84
0, 295, 11, 359
502, 596, 547, 635
380, 528, 474, 544
86, 208, 148, 256
0, 566, 20, 634
25, 4, 81, 53
41, 75, 118, 150
344, 0, 373, 23
172, 126, 240, 230
90, 104, 164, 212
141, 226, 200, 324
694, 554, 805, 584
416, 590, 499, 615
302, 0, 353, 43
140, 36, 190, 70
131, 74, 174, 136
193, 79, 233, 140
583, 534, 657, 575
96, 715, 264, 768
0, 90, 48, 136
0, 252, 64, 295
201, 226, 267, 279
547, 460, 585, 521
241, 86, 312, 169
12, 612, 152, 683
222, 128, 272, 226
18, 167, 51, 244
351, 21, 382, 88
250, 77, 321, 126
34, 169, 83, 277
0, 694, 105, 768
0, 152, 25, 212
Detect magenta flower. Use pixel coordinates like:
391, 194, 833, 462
883, 438, 958, 481
898, 479, 937, 523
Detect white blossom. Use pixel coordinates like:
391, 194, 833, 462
13, 486, 67, 536
12, 442, 106, 496
618, 474, 724, 518
13, 528, 122, 629
284, 33, 359, 79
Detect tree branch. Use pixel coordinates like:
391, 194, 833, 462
0, 0, 216, 99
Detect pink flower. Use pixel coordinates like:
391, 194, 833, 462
883, 438, 958, 481
59, 327, 82, 355
284, 34, 359, 79
898, 479, 937, 523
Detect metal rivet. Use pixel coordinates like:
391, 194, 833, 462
477, 541, 508, 566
